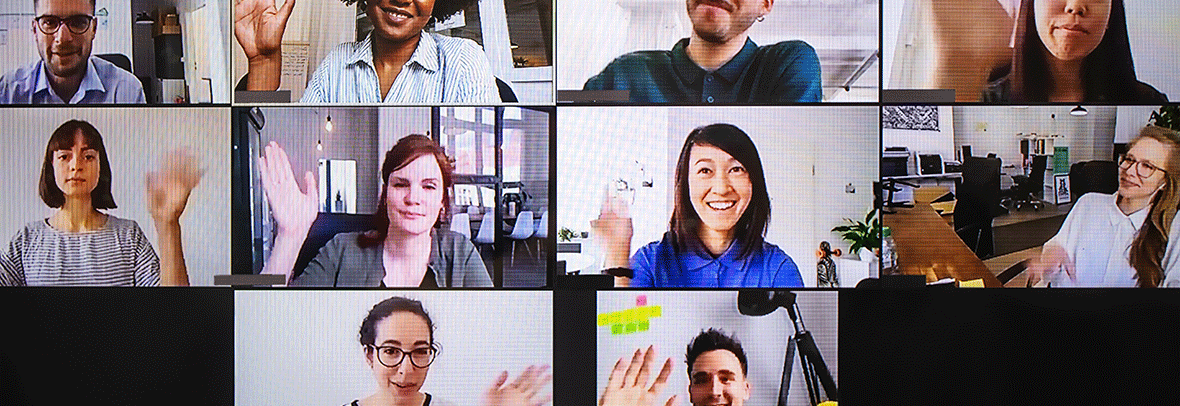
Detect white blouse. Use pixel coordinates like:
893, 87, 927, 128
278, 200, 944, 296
1044, 192, 1180, 287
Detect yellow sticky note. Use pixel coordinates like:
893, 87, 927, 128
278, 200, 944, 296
598, 313, 610, 326
650, 305, 661, 318
959, 279, 985, 288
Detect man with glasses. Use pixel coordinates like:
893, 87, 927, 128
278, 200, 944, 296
0, 0, 145, 104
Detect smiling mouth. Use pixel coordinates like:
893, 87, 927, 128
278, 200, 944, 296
400, 210, 427, 218
1055, 24, 1088, 34
706, 201, 736, 210
391, 381, 418, 390
696, 0, 733, 12
381, 6, 414, 22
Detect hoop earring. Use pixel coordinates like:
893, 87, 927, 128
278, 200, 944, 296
757, 15, 765, 22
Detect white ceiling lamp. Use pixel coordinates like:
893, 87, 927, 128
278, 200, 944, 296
1070, 106, 1088, 116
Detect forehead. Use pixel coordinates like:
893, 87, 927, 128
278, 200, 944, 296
390, 154, 443, 180
36, 0, 93, 15
691, 349, 745, 377
52, 131, 96, 151
1129, 137, 1170, 164
689, 144, 738, 164
373, 312, 432, 343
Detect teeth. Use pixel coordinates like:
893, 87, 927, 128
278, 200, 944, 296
706, 201, 735, 210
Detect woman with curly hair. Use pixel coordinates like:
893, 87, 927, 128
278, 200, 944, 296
234, 0, 498, 103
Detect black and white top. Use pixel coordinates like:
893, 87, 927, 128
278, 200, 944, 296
0, 216, 160, 286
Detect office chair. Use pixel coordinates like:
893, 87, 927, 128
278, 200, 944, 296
449, 212, 471, 238
496, 78, 518, 102
473, 211, 497, 258
955, 156, 1002, 259
292, 213, 373, 278
1070, 161, 1119, 201
507, 211, 535, 266
1005, 155, 1048, 211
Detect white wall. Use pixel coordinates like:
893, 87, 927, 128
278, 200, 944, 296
558, 106, 878, 287
235, 291, 553, 406
952, 106, 1116, 172
231, 0, 357, 101
0, 108, 229, 285
1115, 106, 1159, 144
597, 291, 837, 406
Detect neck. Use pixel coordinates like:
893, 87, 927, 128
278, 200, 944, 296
697, 227, 735, 257
371, 33, 422, 68
51, 198, 104, 232
685, 32, 748, 71
1118, 193, 1154, 215
1043, 53, 1086, 102
45, 63, 85, 102
382, 228, 434, 285
364, 390, 425, 406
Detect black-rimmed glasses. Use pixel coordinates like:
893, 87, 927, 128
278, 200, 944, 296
367, 345, 437, 368
34, 15, 95, 35
1119, 155, 1166, 179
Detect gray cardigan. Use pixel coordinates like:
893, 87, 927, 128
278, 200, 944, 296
289, 230, 492, 287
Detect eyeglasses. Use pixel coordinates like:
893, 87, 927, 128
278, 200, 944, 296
367, 345, 437, 368
34, 15, 95, 35
1119, 155, 1166, 179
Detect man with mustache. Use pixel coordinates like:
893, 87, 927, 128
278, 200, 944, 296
582, 0, 820, 103
0, 0, 145, 104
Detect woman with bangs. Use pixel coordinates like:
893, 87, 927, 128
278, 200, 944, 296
594, 123, 802, 288
258, 135, 491, 287
0, 119, 199, 286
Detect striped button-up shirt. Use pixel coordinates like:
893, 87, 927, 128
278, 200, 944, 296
300, 32, 499, 104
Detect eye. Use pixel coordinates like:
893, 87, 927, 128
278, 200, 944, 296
410, 348, 432, 356
696, 167, 712, 175
392, 181, 409, 188
423, 183, 438, 190
729, 165, 746, 174
382, 347, 401, 355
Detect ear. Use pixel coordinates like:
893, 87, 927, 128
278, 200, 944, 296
762, 0, 774, 14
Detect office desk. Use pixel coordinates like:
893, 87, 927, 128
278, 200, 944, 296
884, 205, 1003, 287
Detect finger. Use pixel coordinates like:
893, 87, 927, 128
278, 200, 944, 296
523, 366, 551, 397
1064, 255, 1076, 282
599, 184, 612, 219
648, 357, 673, 395
304, 171, 318, 198
257, 155, 273, 192
530, 392, 551, 406
487, 370, 509, 394
274, 142, 296, 184
510, 364, 535, 389
277, 0, 297, 20
634, 345, 655, 388
606, 356, 627, 390
622, 348, 643, 388
665, 395, 679, 406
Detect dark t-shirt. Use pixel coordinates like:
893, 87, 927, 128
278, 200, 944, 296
583, 38, 822, 103
982, 68, 1168, 103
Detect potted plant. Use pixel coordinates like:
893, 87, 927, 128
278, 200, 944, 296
1150, 105, 1180, 131
832, 208, 882, 262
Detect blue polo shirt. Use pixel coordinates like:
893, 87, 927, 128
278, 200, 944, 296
630, 233, 803, 288
582, 38, 822, 104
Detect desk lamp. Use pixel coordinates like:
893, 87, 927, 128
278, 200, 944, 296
737, 290, 837, 406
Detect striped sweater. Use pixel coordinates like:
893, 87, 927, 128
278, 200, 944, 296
0, 216, 160, 286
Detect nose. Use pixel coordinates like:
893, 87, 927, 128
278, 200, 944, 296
711, 171, 734, 193
1063, 0, 1087, 16
395, 357, 415, 375
403, 185, 424, 205
709, 377, 724, 397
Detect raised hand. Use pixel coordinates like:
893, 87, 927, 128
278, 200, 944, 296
235, 0, 296, 90
484, 365, 552, 406
591, 185, 634, 275
599, 346, 677, 406
258, 141, 318, 240
1028, 244, 1076, 286
146, 148, 204, 224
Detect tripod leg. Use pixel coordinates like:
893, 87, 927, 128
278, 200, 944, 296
779, 337, 795, 406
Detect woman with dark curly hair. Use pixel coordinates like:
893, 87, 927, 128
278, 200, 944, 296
234, 0, 498, 103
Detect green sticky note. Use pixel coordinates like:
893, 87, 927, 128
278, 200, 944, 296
611, 324, 623, 335
625, 322, 637, 334
638, 320, 649, 332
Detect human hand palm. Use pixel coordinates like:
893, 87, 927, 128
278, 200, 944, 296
592, 187, 634, 256
234, 0, 295, 60
146, 148, 204, 223
1029, 245, 1074, 286
258, 141, 318, 238
484, 365, 552, 406
599, 347, 677, 406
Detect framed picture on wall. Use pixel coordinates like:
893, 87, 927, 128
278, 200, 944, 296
1054, 174, 1071, 204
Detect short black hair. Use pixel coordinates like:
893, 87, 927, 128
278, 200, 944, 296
341, 0, 479, 25
359, 296, 436, 348
685, 328, 748, 377
670, 123, 771, 259
40, 119, 116, 210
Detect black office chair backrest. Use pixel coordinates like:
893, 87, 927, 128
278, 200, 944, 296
1027, 155, 1048, 189
292, 212, 375, 278
955, 156, 1002, 257
96, 53, 132, 73
1070, 160, 1119, 200
496, 78, 517, 102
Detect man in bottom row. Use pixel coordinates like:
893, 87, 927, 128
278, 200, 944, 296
599, 329, 752, 406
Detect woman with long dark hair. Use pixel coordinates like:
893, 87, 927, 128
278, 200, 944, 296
258, 135, 491, 287
983, 0, 1166, 102
594, 124, 802, 288
1030, 126, 1180, 287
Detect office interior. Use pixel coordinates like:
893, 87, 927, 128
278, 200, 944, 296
230, 0, 553, 103
0, 0, 232, 103
234, 106, 551, 287
556, 0, 880, 102
881, 105, 1163, 286
557, 106, 879, 287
